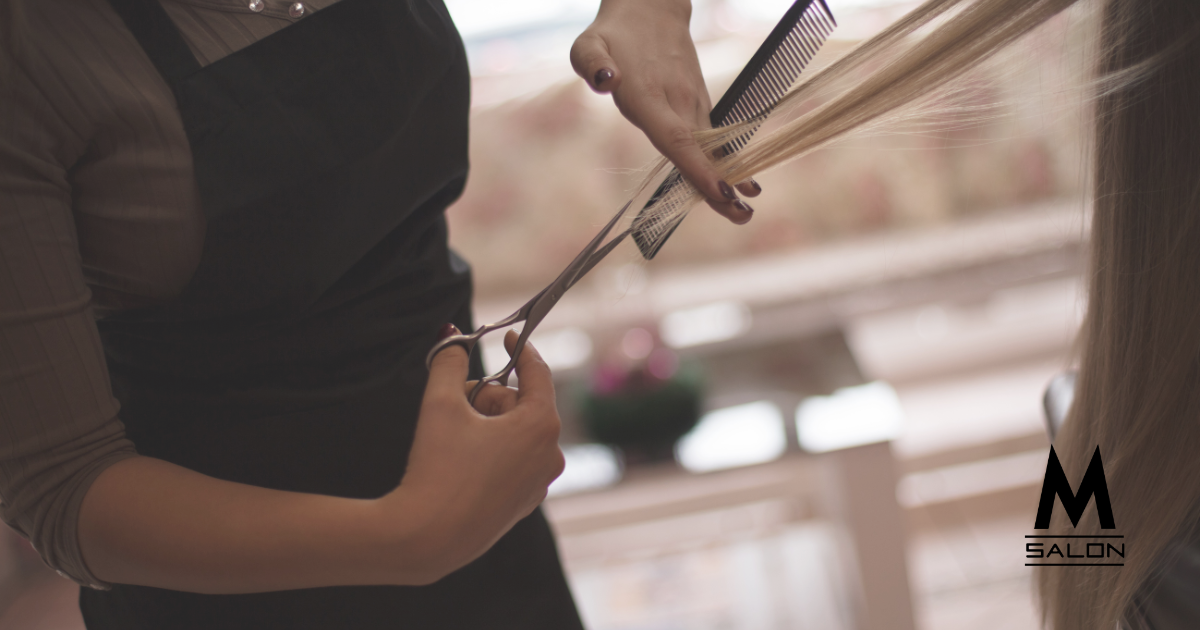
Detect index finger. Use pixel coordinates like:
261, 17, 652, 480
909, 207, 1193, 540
633, 103, 729, 204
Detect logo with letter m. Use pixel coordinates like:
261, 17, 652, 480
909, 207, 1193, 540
1034, 446, 1115, 529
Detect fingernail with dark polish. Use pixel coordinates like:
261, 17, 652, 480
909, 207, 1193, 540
437, 323, 459, 340
734, 200, 754, 215
594, 68, 613, 87
750, 178, 762, 193
718, 180, 737, 201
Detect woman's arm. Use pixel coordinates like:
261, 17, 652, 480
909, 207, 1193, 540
78, 331, 564, 593
571, 0, 761, 222
77, 457, 403, 592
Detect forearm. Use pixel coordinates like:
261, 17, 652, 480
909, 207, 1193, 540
77, 455, 434, 593
74, 334, 564, 595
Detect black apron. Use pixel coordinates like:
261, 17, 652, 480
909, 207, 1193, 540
88, 0, 583, 627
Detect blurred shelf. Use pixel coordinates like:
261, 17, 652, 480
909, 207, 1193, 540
477, 200, 1088, 378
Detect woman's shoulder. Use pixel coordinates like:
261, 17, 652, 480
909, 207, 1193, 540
2, 0, 204, 311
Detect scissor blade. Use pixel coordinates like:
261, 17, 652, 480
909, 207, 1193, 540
517, 202, 634, 338
521, 232, 629, 342
566, 229, 630, 292
560, 201, 633, 289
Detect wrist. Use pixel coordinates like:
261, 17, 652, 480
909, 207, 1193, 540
597, 0, 691, 24
365, 486, 455, 586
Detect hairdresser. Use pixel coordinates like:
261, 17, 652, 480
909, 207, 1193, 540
0, 0, 757, 626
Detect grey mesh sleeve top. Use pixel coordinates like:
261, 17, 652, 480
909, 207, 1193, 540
0, 0, 336, 588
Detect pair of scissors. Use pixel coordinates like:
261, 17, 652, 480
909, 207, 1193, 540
426, 200, 635, 404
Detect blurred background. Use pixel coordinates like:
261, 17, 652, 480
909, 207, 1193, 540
1, 0, 1094, 628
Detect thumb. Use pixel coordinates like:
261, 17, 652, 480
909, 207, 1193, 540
507, 334, 555, 406
426, 325, 471, 395
570, 31, 620, 94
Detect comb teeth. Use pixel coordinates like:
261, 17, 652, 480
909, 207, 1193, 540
631, 0, 836, 260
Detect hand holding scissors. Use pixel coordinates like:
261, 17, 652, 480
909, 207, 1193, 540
426, 200, 635, 404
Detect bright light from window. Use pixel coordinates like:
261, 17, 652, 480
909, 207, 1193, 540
548, 443, 622, 497
447, 0, 911, 40
533, 327, 593, 370
726, 0, 917, 23
444, 0, 599, 40
676, 401, 787, 473
481, 327, 592, 375
796, 381, 904, 453
660, 301, 751, 349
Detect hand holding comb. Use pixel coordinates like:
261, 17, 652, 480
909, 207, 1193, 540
632, 0, 836, 259
427, 0, 836, 398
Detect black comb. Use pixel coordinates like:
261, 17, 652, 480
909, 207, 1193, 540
630, 0, 836, 259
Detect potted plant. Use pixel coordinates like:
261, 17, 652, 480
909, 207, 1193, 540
579, 328, 704, 465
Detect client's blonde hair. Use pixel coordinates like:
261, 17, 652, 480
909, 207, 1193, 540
1038, 1, 1200, 628
632, 0, 1079, 243
631, 0, 1200, 627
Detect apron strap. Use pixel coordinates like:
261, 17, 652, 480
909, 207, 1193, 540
107, 0, 201, 88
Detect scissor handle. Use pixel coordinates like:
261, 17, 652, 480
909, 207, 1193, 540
424, 333, 478, 367
424, 307, 527, 371
424, 304, 536, 405
427, 200, 635, 406
427, 330, 518, 406
466, 362, 518, 406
